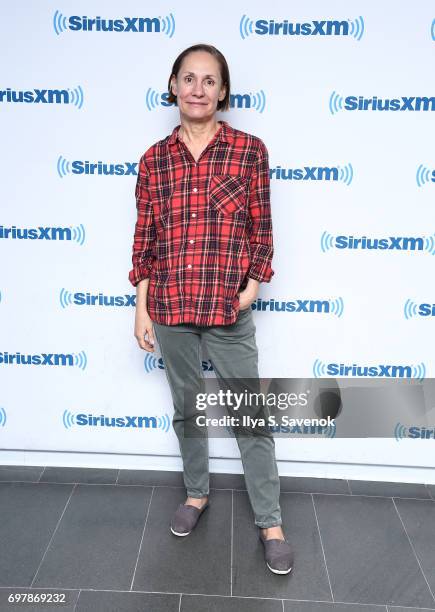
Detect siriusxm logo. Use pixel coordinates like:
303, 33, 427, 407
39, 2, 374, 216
0, 406, 6, 427
0, 225, 85, 244
321, 231, 435, 254
144, 353, 214, 374
146, 88, 266, 113
57, 156, 137, 177
239, 15, 364, 40
0, 86, 84, 108
53, 11, 175, 37
268, 423, 336, 437
60, 289, 136, 308
270, 163, 353, 185
330, 92, 435, 114
416, 164, 435, 187
63, 410, 171, 431
404, 300, 435, 319
250, 297, 343, 316
313, 359, 426, 381
395, 423, 435, 441
1, 351, 87, 369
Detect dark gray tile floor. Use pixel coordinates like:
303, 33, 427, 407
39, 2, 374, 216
0, 465, 435, 611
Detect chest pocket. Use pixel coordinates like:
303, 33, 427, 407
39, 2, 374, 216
209, 174, 248, 215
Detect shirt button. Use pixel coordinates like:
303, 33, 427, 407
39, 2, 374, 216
187, 264, 192, 269
189, 239, 194, 244
192, 213, 196, 217
193, 187, 198, 193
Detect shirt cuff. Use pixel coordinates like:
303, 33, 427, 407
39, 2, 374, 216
128, 263, 153, 287
247, 264, 275, 283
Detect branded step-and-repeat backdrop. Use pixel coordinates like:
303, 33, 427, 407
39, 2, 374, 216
1, 1, 435, 476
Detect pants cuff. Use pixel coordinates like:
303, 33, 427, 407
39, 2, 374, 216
255, 519, 282, 528
186, 492, 209, 498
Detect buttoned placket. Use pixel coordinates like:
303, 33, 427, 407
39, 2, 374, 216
177, 132, 220, 310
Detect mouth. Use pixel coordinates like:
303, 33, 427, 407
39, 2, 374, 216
188, 102, 207, 105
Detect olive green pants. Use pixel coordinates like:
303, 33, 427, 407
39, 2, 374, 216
152, 307, 282, 528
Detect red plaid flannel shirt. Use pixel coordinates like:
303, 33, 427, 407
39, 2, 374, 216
128, 120, 274, 326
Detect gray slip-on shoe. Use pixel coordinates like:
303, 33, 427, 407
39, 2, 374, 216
170, 501, 210, 536
259, 529, 294, 575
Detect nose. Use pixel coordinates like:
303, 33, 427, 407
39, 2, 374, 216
192, 80, 205, 97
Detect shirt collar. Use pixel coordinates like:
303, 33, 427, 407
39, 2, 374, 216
168, 120, 234, 146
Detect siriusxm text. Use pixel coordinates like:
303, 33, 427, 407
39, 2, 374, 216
0, 226, 72, 240
327, 363, 417, 377
335, 236, 425, 250
343, 96, 435, 112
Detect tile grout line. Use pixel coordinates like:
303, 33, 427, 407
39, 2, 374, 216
282, 598, 285, 612
311, 493, 334, 603
178, 592, 182, 612
230, 489, 233, 597
29, 483, 77, 587
392, 497, 435, 605
388, 606, 435, 611
72, 589, 81, 612
129, 486, 155, 591
391, 496, 433, 504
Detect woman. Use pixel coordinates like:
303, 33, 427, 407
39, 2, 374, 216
128, 43, 293, 575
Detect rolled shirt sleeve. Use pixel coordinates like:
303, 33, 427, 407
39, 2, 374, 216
246, 140, 275, 283
128, 154, 157, 287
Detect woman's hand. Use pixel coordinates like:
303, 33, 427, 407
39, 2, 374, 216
134, 278, 155, 351
238, 278, 260, 310
134, 308, 156, 352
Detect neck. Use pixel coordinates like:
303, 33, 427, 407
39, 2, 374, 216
179, 119, 221, 144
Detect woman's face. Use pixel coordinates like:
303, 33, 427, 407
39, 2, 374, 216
170, 51, 226, 122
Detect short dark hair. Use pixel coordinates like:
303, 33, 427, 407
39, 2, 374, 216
167, 44, 231, 111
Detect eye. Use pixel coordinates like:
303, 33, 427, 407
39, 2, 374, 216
185, 76, 192, 83
207, 79, 215, 86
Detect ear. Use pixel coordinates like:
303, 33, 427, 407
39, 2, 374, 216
170, 76, 177, 96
